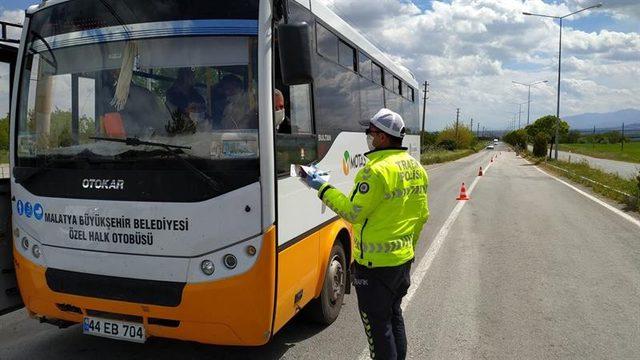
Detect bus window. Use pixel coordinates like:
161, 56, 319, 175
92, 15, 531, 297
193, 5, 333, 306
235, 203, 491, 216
0, 62, 8, 118
394, 77, 401, 95
338, 40, 355, 71
384, 70, 393, 91
0, 61, 9, 166
359, 52, 372, 80
372, 62, 383, 85
316, 23, 338, 62
289, 84, 313, 134
275, 84, 317, 176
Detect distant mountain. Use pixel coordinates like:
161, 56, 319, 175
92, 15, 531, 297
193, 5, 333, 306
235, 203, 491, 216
563, 109, 640, 130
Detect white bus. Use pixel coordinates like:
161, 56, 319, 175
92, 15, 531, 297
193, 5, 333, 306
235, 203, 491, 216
1, 0, 420, 345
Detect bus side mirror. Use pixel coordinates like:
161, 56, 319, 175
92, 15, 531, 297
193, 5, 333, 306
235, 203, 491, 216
278, 23, 313, 85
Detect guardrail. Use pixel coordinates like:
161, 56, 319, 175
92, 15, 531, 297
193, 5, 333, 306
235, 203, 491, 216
544, 162, 634, 199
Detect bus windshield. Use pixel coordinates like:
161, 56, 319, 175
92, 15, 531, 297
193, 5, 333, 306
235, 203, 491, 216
16, 36, 259, 162
13, 0, 261, 202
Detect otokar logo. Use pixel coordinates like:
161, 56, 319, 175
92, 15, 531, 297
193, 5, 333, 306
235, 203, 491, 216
341, 151, 367, 176
82, 178, 125, 190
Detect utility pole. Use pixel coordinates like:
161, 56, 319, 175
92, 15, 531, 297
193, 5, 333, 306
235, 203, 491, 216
477, 123, 480, 137
421, 81, 429, 133
523, 3, 603, 160
518, 104, 522, 129
470, 118, 473, 132
482, 126, 485, 138
513, 80, 548, 126
455, 108, 460, 144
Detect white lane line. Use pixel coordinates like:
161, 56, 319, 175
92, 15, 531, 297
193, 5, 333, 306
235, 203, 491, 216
534, 166, 640, 230
356, 161, 494, 360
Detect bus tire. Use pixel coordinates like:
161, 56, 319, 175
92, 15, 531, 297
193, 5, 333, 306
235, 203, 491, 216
306, 242, 346, 325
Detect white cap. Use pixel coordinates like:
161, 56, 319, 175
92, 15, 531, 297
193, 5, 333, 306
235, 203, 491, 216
370, 108, 406, 138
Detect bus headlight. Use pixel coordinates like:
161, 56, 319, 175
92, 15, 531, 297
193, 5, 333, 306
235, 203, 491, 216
32, 245, 41, 258
223, 254, 237, 269
246, 246, 257, 257
21, 237, 29, 250
200, 260, 215, 276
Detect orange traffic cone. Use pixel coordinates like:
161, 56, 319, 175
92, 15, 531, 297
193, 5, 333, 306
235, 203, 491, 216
456, 183, 470, 200
478, 167, 483, 176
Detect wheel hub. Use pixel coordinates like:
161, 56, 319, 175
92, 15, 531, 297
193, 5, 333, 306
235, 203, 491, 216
328, 255, 344, 305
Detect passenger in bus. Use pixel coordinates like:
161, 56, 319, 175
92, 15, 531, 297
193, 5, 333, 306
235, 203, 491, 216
212, 75, 257, 130
274, 89, 291, 133
99, 70, 170, 138
166, 68, 206, 125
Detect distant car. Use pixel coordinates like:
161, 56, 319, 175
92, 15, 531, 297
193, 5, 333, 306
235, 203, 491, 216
493, 138, 499, 142
486, 144, 495, 149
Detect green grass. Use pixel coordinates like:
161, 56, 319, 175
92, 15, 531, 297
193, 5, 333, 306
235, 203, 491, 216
420, 143, 487, 165
528, 153, 640, 212
559, 142, 640, 164
0, 150, 7, 164
421, 149, 475, 165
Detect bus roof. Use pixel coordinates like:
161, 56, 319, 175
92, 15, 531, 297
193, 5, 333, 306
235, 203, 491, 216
25, 0, 418, 88
301, 0, 418, 89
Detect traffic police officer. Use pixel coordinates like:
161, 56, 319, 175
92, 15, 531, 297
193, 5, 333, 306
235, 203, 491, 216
306, 108, 429, 360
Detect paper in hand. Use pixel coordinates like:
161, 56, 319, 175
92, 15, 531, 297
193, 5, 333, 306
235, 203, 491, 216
291, 164, 330, 184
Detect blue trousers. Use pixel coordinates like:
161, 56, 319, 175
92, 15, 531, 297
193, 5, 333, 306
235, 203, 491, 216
354, 261, 412, 360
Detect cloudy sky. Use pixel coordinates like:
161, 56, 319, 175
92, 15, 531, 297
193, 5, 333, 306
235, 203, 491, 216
1, 0, 639, 130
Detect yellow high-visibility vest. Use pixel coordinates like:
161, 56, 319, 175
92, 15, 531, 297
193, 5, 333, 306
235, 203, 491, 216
318, 148, 429, 267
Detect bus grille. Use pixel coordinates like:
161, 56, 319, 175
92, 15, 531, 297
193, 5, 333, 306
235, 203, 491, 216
45, 268, 185, 307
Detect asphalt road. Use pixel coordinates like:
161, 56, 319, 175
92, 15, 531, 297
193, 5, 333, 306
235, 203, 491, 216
2, 145, 639, 359
527, 145, 639, 179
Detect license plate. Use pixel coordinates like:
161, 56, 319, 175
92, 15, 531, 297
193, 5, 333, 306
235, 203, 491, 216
83, 316, 146, 343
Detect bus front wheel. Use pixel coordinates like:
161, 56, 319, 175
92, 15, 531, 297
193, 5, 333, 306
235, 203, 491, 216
306, 242, 346, 325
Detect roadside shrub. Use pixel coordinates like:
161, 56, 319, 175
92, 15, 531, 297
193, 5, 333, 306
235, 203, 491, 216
563, 130, 582, 144
0, 116, 8, 150
533, 132, 548, 157
603, 131, 625, 144
503, 129, 527, 150
438, 139, 457, 151
436, 124, 476, 150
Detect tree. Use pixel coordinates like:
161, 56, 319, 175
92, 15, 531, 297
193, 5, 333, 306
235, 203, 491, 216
0, 115, 9, 150
602, 131, 627, 144
525, 115, 569, 158
420, 131, 439, 149
563, 130, 581, 144
503, 129, 527, 150
436, 123, 476, 150
533, 132, 548, 157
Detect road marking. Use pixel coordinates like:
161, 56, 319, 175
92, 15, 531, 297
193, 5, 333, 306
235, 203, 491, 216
534, 166, 640, 230
356, 161, 494, 360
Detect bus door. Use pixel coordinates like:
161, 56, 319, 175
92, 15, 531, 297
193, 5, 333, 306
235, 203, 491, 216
0, 20, 24, 315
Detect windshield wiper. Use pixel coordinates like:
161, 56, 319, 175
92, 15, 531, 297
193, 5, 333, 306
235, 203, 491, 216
90, 137, 221, 192
14, 151, 103, 184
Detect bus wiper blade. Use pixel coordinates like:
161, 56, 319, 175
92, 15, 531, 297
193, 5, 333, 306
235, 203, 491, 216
90, 136, 191, 150
14, 153, 99, 184
90, 137, 221, 192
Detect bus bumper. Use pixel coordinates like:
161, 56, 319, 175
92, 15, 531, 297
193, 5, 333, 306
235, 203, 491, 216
13, 228, 277, 346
